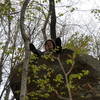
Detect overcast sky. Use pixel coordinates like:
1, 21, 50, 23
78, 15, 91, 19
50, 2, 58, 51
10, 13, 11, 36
55, 0, 100, 36
59, 0, 100, 9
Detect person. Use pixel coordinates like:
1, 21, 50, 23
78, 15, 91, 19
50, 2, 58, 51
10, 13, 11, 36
29, 37, 62, 56
44, 39, 56, 52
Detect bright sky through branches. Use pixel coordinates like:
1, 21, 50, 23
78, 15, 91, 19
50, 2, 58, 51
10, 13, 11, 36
55, 0, 100, 36
58, 0, 100, 10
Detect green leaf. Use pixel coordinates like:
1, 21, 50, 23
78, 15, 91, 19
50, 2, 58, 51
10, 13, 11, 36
54, 74, 63, 82
82, 70, 89, 75
66, 59, 73, 64
59, 13, 64, 16
35, 6, 41, 11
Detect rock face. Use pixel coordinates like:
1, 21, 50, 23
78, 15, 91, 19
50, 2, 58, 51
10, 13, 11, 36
10, 49, 100, 100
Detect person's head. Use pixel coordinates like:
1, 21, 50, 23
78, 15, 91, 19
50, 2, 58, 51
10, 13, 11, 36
44, 39, 56, 51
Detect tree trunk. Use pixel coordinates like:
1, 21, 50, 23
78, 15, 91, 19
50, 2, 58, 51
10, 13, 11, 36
19, 0, 30, 100
49, 0, 56, 40
4, 85, 10, 100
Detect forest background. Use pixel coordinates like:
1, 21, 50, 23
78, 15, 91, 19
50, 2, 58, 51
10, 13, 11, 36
0, 0, 100, 100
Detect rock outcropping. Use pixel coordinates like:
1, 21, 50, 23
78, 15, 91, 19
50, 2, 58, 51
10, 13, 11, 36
10, 50, 100, 100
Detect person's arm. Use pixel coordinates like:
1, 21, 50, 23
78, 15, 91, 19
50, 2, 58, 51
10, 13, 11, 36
29, 43, 41, 57
55, 37, 62, 54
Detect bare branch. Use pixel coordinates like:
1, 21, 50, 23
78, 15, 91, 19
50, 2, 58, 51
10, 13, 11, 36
55, 90, 69, 100
42, 12, 50, 41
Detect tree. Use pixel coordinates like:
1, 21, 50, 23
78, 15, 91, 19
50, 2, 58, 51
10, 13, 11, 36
0, 0, 100, 99
49, 0, 56, 40
19, 0, 30, 100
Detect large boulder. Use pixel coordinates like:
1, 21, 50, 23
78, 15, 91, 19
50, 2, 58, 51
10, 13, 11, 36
10, 49, 100, 100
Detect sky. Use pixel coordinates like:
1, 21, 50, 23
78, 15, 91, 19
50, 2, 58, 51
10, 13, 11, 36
55, 0, 100, 37
60, 0, 100, 10
56, 0, 100, 22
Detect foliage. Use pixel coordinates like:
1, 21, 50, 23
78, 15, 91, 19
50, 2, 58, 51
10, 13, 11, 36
26, 54, 66, 99
0, 2, 15, 20
28, 64, 54, 99
42, 52, 55, 61
0, 0, 99, 99
69, 70, 89, 88
65, 32, 92, 54
24, 52, 92, 99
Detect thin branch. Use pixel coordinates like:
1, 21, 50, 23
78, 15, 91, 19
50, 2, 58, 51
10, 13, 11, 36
57, 55, 75, 100
42, 12, 50, 41
55, 90, 69, 100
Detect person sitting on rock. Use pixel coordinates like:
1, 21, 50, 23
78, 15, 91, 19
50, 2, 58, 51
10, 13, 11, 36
29, 37, 62, 56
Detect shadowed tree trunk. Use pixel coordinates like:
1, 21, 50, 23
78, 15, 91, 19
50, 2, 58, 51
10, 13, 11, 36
49, 0, 56, 40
